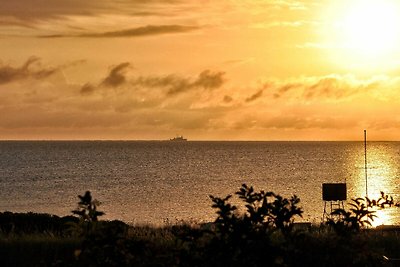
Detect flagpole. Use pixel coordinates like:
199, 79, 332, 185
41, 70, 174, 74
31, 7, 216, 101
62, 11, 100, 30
364, 130, 368, 198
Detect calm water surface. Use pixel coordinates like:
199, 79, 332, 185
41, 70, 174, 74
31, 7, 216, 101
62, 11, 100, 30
0, 141, 399, 226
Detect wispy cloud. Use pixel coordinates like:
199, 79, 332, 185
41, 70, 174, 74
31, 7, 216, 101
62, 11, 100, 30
258, 75, 386, 102
39, 25, 200, 38
0, 0, 198, 39
273, 83, 301, 98
251, 20, 316, 29
0, 0, 101, 22
133, 70, 225, 96
4, 57, 400, 139
101, 62, 131, 87
0, 57, 58, 84
232, 114, 358, 131
80, 83, 96, 95
0, 0, 182, 21
245, 89, 263, 102
80, 62, 225, 97
223, 95, 233, 103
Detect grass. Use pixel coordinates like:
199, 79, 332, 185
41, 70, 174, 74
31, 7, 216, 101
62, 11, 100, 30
0, 234, 79, 267
1, 216, 400, 266
1, 186, 400, 266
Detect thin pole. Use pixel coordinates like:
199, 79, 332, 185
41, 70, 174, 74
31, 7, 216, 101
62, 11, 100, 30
364, 130, 368, 198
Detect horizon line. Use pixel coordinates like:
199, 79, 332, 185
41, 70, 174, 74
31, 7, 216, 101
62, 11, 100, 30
0, 139, 398, 142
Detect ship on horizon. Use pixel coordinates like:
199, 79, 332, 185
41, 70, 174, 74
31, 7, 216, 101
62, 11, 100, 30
169, 135, 187, 141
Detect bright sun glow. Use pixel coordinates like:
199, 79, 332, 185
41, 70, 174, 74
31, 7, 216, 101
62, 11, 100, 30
342, 0, 400, 55
327, 0, 400, 69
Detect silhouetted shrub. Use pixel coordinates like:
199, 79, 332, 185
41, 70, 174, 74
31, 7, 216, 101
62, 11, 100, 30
210, 183, 303, 238
0, 212, 77, 236
72, 191, 104, 223
75, 220, 132, 267
327, 197, 377, 235
3, 187, 400, 266
326, 191, 400, 236
366, 191, 398, 208
70, 191, 138, 266
204, 183, 303, 266
69, 191, 104, 238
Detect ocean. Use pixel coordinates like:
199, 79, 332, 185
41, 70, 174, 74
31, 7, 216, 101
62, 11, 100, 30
0, 141, 399, 226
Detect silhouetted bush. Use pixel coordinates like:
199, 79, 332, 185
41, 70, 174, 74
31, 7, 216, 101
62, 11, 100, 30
327, 197, 377, 235
188, 184, 303, 266
72, 191, 104, 223
3, 187, 400, 266
210, 184, 303, 238
366, 191, 399, 208
0, 212, 77, 236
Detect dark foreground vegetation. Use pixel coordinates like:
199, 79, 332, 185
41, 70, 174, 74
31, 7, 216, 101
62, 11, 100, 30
1, 185, 400, 266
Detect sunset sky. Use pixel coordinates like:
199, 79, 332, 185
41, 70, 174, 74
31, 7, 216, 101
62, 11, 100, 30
1, 0, 400, 140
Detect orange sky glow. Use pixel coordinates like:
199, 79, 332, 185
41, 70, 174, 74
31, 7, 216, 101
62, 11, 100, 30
1, 0, 400, 140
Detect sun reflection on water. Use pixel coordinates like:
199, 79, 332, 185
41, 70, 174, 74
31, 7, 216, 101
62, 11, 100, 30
348, 143, 399, 226
371, 208, 390, 227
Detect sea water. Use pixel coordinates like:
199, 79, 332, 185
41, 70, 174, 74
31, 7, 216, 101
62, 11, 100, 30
0, 141, 399, 225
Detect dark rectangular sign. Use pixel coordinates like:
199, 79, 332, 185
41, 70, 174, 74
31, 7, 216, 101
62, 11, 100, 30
322, 183, 347, 201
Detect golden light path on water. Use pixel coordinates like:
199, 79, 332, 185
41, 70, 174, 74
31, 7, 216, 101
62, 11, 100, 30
348, 143, 399, 227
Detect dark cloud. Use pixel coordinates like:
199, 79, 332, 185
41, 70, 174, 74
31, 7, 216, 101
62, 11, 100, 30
101, 62, 131, 87
263, 76, 379, 101
273, 83, 301, 98
134, 75, 186, 89
80, 83, 96, 95
0, 0, 182, 22
166, 70, 225, 95
132, 70, 225, 96
0, 0, 100, 21
0, 17, 34, 28
0, 56, 58, 85
83, 25, 198, 38
223, 95, 233, 103
129, 10, 174, 17
39, 25, 199, 38
192, 70, 225, 89
80, 62, 225, 97
304, 77, 360, 100
245, 89, 263, 102
130, 75, 190, 95
161, 77, 191, 95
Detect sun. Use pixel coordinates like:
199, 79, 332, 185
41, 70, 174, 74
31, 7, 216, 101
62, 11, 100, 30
341, 0, 400, 56
325, 0, 400, 70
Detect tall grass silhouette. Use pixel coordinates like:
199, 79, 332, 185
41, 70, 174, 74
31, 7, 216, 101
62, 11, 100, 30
0, 187, 400, 266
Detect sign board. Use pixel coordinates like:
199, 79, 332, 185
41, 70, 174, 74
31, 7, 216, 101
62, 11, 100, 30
322, 183, 347, 201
